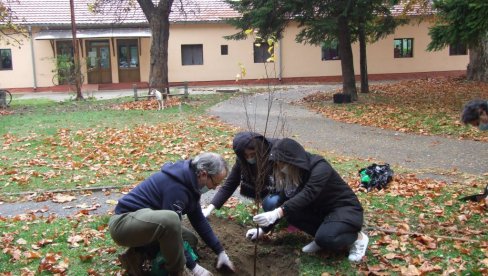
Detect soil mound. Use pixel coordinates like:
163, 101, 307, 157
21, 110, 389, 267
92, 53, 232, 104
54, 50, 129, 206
194, 216, 300, 276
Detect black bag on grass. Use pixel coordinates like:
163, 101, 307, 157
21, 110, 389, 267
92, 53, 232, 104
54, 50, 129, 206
358, 163, 394, 192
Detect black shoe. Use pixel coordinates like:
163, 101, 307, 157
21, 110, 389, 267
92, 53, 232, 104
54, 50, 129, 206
460, 184, 488, 202
118, 247, 147, 276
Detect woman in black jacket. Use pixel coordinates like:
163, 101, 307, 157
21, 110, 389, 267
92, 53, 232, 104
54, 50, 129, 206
248, 138, 369, 262
203, 131, 276, 217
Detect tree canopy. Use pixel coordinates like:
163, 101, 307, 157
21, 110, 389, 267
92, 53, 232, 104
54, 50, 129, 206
428, 0, 488, 51
0, 0, 26, 46
225, 0, 403, 99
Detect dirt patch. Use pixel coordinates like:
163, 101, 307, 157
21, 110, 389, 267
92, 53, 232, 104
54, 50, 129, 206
191, 216, 300, 276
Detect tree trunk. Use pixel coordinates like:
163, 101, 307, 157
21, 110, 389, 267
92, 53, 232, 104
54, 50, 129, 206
138, 0, 174, 92
467, 36, 488, 82
337, 15, 358, 101
359, 21, 369, 93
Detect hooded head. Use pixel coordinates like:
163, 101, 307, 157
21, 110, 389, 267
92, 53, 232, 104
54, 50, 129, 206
269, 138, 309, 196
269, 138, 309, 171
232, 132, 270, 164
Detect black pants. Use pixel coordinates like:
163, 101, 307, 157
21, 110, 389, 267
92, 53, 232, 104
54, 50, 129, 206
287, 209, 359, 251
262, 194, 360, 250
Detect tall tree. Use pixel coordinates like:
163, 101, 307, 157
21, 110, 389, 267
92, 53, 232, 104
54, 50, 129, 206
427, 0, 488, 82
225, 0, 403, 100
92, 0, 187, 91
225, 0, 359, 101
351, 0, 401, 93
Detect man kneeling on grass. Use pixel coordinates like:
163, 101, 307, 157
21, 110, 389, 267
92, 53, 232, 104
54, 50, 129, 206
109, 152, 235, 276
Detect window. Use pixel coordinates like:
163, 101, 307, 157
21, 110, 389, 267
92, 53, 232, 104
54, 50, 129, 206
118, 39, 139, 68
394, 38, 413, 58
221, 45, 228, 55
321, 44, 340, 60
253, 43, 272, 63
0, 49, 12, 70
449, 43, 467, 56
181, 44, 203, 65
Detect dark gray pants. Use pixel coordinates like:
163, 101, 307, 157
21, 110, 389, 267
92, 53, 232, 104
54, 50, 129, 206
287, 209, 359, 251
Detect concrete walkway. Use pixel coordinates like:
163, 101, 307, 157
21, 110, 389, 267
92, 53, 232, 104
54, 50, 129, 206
209, 84, 488, 175
13, 86, 221, 102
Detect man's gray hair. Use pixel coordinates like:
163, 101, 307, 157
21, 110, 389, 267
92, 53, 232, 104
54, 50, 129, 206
192, 152, 228, 176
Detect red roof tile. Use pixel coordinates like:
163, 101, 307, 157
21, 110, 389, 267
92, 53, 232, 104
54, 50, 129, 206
6, 0, 432, 27
7, 0, 240, 26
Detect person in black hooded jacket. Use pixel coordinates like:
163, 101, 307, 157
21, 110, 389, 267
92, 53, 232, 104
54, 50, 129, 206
247, 138, 369, 263
202, 131, 276, 217
109, 152, 234, 276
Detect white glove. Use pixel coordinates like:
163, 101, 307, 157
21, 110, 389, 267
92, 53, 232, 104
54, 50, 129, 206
253, 208, 283, 227
246, 228, 265, 241
216, 251, 235, 272
202, 204, 215, 218
192, 263, 213, 276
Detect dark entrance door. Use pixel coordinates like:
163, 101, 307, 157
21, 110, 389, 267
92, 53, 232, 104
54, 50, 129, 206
117, 39, 140, 83
86, 40, 112, 84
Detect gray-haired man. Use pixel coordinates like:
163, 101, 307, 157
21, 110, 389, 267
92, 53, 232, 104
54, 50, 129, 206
109, 152, 235, 276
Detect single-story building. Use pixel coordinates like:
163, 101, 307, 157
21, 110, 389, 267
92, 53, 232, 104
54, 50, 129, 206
0, 0, 468, 92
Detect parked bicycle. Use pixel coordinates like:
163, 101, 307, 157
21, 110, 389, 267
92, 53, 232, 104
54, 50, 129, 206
0, 89, 12, 108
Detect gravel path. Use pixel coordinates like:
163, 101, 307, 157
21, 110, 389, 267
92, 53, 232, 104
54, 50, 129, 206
209, 84, 488, 175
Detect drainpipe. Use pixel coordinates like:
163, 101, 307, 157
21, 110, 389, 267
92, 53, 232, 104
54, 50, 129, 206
278, 38, 282, 81
29, 26, 38, 89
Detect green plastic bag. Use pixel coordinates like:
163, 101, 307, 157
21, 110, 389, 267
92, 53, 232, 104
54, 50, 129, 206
150, 241, 198, 275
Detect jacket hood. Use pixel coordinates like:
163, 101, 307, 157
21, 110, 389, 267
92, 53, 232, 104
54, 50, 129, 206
232, 132, 268, 159
269, 138, 310, 171
161, 160, 201, 198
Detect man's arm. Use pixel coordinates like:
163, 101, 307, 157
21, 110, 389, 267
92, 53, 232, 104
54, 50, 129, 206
209, 161, 242, 209
188, 206, 224, 254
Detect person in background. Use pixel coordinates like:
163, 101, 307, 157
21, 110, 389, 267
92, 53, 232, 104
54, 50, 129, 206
461, 100, 488, 131
246, 138, 369, 263
202, 132, 277, 217
460, 100, 488, 205
109, 152, 235, 276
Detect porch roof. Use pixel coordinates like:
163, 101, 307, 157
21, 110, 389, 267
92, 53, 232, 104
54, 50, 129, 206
34, 28, 152, 40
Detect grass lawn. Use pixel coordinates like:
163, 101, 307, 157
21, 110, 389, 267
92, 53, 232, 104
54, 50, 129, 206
0, 95, 236, 196
0, 90, 487, 275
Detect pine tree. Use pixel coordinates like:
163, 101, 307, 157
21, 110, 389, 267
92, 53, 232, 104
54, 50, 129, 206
428, 0, 488, 82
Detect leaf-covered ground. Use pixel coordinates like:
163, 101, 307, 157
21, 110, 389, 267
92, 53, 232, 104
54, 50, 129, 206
0, 93, 487, 275
300, 77, 488, 141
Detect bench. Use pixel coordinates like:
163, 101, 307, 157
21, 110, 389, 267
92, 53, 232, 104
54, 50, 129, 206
133, 83, 189, 101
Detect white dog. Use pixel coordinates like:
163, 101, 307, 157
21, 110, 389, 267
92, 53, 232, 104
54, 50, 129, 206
149, 89, 164, 110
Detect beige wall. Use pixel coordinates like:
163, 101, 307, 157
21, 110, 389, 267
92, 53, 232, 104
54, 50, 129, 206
0, 19, 469, 90
0, 33, 37, 89
33, 38, 57, 87
167, 23, 275, 82
365, 19, 468, 74
279, 20, 468, 78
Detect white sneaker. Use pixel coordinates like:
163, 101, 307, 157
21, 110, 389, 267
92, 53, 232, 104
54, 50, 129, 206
302, 240, 321, 253
348, 232, 369, 262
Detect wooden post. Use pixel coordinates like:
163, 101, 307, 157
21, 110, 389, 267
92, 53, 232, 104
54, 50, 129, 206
0, 90, 6, 108
184, 81, 189, 99
133, 84, 138, 101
